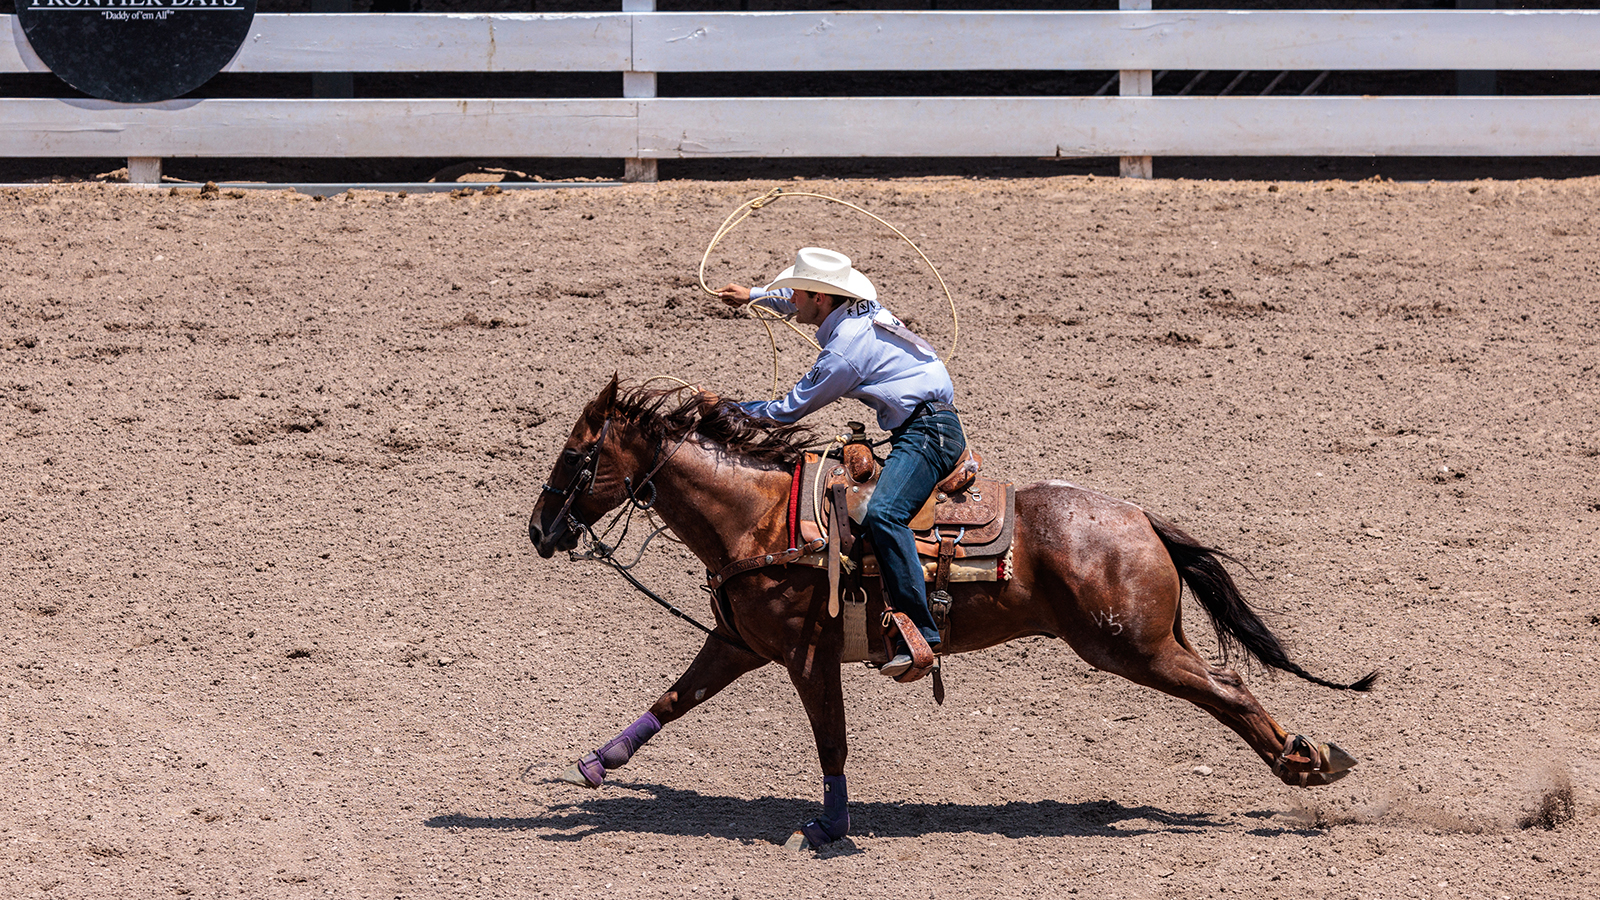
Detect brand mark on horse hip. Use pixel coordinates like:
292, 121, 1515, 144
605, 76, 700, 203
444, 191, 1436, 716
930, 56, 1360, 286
1092, 609, 1125, 635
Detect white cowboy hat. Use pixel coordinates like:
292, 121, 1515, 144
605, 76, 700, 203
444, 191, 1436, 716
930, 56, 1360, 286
765, 247, 877, 302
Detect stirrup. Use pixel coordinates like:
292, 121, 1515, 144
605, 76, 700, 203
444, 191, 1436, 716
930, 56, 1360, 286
880, 653, 915, 679
882, 611, 936, 683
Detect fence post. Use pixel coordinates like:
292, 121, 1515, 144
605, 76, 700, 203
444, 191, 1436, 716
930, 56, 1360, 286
1456, 0, 1497, 96
1118, 0, 1153, 179
128, 157, 162, 185
623, 0, 658, 182
311, 0, 355, 99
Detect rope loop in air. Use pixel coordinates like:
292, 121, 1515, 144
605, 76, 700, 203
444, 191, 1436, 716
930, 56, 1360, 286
697, 187, 959, 400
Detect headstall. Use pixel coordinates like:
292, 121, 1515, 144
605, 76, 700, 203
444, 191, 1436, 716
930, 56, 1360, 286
540, 414, 749, 651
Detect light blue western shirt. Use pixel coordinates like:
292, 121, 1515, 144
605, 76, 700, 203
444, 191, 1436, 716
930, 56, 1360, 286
738, 288, 955, 431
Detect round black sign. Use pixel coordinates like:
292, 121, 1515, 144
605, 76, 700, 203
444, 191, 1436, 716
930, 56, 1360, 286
17, 0, 257, 104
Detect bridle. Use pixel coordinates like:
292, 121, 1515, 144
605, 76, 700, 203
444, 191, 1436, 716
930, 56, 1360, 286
537, 417, 614, 543
535, 415, 685, 542
532, 411, 751, 652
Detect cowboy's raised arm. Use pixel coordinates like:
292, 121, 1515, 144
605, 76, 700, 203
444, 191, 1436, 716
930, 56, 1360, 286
717, 283, 796, 315
749, 286, 796, 314
715, 283, 751, 307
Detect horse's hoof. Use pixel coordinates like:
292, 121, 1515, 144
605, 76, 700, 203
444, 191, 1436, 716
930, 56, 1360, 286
1274, 735, 1358, 787
556, 751, 606, 788
1300, 767, 1353, 787
557, 763, 601, 788
1321, 741, 1357, 775
783, 831, 813, 852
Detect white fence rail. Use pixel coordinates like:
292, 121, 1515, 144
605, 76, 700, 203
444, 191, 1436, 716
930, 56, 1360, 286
7, 11, 1597, 75
9, 96, 1595, 160
2, 10, 1598, 180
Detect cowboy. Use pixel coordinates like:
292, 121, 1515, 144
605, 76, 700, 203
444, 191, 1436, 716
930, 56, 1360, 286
717, 247, 966, 678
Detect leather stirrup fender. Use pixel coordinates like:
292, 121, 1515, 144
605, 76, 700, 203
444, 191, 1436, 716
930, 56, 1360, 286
827, 490, 841, 619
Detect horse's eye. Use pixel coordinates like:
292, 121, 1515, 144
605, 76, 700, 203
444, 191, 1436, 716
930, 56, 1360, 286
560, 448, 581, 464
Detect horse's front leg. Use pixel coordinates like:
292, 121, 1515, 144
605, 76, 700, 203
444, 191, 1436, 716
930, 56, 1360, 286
781, 619, 850, 851
559, 634, 767, 788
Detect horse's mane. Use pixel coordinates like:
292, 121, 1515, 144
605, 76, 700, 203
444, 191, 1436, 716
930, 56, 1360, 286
608, 384, 813, 467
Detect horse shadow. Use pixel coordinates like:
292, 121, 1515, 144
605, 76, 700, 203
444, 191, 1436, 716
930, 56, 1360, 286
424, 778, 1242, 846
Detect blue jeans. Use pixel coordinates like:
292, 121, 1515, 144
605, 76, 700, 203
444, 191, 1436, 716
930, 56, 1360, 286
860, 407, 966, 649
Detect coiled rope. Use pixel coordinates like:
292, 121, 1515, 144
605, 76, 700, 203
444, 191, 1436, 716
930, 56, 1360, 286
696, 187, 960, 401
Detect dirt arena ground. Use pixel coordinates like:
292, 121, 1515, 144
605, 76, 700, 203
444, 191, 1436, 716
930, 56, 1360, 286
2, 175, 1596, 899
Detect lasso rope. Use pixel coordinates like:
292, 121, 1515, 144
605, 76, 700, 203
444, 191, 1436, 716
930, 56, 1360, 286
697, 187, 960, 401
637, 374, 701, 394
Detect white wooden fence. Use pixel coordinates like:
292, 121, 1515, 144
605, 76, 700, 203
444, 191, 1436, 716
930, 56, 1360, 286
2, 8, 1598, 182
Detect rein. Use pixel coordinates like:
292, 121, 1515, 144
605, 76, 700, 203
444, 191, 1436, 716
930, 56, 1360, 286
573, 525, 754, 654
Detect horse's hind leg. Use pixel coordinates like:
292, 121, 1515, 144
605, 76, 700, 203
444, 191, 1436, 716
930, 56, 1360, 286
1109, 639, 1355, 787
559, 635, 767, 788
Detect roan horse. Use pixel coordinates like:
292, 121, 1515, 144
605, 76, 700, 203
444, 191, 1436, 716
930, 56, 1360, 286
529, 378, 1375, 849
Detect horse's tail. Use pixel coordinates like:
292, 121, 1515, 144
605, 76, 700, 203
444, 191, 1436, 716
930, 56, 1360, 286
1146, 512, 1378, 693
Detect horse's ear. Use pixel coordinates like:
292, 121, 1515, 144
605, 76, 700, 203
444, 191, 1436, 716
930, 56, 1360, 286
589, 374, 621, 420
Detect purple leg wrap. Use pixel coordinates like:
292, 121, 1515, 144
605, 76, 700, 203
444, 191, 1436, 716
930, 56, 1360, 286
598, 712, 662, 768
799, 774, 850, 846
577, 712, 662, 786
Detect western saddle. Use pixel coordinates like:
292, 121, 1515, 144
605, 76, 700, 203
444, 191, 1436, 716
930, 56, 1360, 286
705, 425, 1015, 693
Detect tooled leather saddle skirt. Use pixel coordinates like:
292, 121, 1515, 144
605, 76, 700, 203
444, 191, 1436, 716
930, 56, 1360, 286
793, 443, 1016, 582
